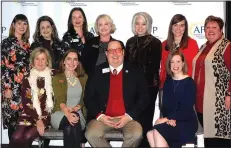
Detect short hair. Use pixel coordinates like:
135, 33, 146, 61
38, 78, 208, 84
204, 15, 224, 30
66, 7, 89, 35
94, 14, 116, 35
107, 40, 125, 51
59, 49, 85, 77
33, 15, 60, 43
131, 12, 153, 35
30, 47, 52, 69
9, 14, 30, 41
165, 50, 188, 77
166, 14, 188, 51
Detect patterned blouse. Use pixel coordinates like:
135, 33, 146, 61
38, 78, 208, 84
61, 30, 94, 56
1, 36, 31, 129
19, 71, 55, 128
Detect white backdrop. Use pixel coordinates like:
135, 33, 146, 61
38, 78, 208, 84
1, 1, 225, 146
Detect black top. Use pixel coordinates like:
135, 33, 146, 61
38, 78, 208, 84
81, 36, 117, 77
31, 37, 64, 70
162, 77, 198, 144
125, 34, 162, 87
61, 31, 94, 57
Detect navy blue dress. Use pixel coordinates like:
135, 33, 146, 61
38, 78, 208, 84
153, 77, 198, 147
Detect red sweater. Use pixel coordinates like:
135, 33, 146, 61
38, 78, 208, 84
160, 37, 199, 88
105, 71, 125, 117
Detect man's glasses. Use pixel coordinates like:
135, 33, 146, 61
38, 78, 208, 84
106, 48, 123, 54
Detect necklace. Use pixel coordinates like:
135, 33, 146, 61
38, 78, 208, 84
172, 80, 180, 92
66, 77, 78, 87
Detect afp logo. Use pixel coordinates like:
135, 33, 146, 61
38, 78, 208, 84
189, 23, 205, 40
88, 23, 96, 36
2, 26, 7, 34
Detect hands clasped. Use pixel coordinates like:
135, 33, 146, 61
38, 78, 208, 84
155, 117, 176, 127
99, 114, 131, 129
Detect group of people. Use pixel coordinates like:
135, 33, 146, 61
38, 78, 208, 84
1, 6, 230, 148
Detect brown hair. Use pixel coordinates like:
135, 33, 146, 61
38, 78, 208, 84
33, 15, 60, 43
166, 50, 188, 77
166, 14, 188, 51
204, 15, 224, 30
59, 49, 85, 77
9, 14, 30, 41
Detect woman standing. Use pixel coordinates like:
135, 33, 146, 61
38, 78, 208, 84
31, 15, 64, 70
192, 15, 230, 147
1, 14, 31, 140
81, 14, 117, 77
147, 50, 198, 148
62, 7, 94, 57
160, 14, 199, 89
9, 47, 54, 148
125, 12, 162, 147
51, 49, 88, 148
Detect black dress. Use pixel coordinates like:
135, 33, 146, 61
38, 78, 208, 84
152, 77, 198, 147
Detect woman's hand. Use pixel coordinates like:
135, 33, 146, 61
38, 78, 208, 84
155, 117, 168, 125
66, 112, 79, 126
166, 119, 176, 127
36, 119, 45, 136
72, 105, 81, 112
225, 96, 230, 110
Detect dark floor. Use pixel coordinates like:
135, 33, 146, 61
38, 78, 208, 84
1, 144, 63, 148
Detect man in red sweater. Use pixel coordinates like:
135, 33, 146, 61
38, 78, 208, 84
84, 40, 149, 147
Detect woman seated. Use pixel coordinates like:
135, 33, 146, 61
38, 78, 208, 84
9, 47, 54, 148
51, 49, 88, 148
147, 50, 198, 148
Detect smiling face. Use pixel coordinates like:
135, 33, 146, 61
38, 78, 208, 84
97, 17, 112, 36
71, 10, 84, 28
40, 21, 52, 40
13, 20, 28, 37
64, 52, 79, 72
106, 41, 124, 68
135, 16, 147, 36
170, 55, 184, 76
205, 21, 222, 44
172, 20, 185, 38
33, 52, 48, 71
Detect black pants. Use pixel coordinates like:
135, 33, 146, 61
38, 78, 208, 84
58, 112, 82, 148
138, 86, 159, 147
197, 112, 231, 147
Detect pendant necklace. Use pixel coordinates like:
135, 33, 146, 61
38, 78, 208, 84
172, 80, 180, 92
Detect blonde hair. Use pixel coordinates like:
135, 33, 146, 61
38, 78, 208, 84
131, 12, 153, 35
30, 47, 52, 69
94, 14, 116, 35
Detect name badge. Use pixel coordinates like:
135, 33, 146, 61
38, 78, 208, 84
92, 44, 99, 48
72, 38, 79, 42
102, 68, 110, 73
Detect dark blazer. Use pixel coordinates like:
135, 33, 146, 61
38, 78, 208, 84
84, 62, 150, 122
81, 36, 116, 77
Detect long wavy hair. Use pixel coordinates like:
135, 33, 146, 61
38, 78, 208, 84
59, 49, 85, 77
166, 14, 188, 51
66, 7, 89, 36
33, 15, 60, 43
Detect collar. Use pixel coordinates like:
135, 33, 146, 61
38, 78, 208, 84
109, 63, 123, 74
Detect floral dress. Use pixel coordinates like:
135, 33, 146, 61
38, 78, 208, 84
1, 36, 31, 129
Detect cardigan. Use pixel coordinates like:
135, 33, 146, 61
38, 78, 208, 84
52, 73, 88, 119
